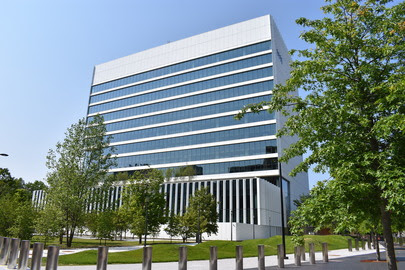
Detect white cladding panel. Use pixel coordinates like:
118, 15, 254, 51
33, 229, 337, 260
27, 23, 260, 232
93, 15, 271, 85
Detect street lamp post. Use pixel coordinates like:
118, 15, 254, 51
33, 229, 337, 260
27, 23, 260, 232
197, 203, 201, 243
144, 196, 149, 248
279, 162, 288, 259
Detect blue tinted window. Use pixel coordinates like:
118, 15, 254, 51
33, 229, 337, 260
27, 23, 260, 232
91, 41, 271, 93
104, 96, 271, 132
88, 67, 272, 114
107, 111, 274, 143
89, 55, 272, 104
111, 124, 276, 154
88, 81, 273, 121
113, 140, 277, 168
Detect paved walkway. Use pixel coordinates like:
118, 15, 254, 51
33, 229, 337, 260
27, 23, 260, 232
1, 244, 404, 269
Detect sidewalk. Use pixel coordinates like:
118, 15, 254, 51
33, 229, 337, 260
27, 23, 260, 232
55, 246, 390, 270
1, 245, 404, 269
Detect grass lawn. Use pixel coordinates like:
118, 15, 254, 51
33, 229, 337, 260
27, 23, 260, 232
57, 235, 352, 265
31, 236, 185, 249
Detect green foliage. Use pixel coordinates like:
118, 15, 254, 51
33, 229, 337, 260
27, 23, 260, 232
45, 115, 115, 247
177, 213, 196, 243
186, 187, 218, 242
0, 168, 25, 198
164, 212, 180, 240
236, 0, 404, 267
7, 200, 36, 240
25, 180, 47, 194
86, 210, 115, 241
112, 207, 131, 240
0, 168, 37, 240
35, 204, 64, 245
121, 169, 166, 242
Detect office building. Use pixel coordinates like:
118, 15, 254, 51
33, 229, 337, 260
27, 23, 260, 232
86, 15, 309, 240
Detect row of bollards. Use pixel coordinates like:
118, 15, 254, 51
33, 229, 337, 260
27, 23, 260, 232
97, 243, 330, 270
0, 237, 60, 270
1, 235, 331, 270
348, 238, 375, 252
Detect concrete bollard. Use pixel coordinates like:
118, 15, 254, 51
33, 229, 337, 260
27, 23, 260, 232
322, 243, 328, 263
17, 240, 30, 270
235, 245, 243, 270
142, 247, 152, 270
277, 244, 284, 268
0, 237, 11, 265
355, 239, 359, 251
294, 246, 301, 266
258, 245, 265, 270
309, 243, 315, 264
31, 243, 44, 270
348, 239, 352, 252
209, 246, 217, 270
45, 246, 60, 270
0, 237, 4, 255
179, 246, 187, 270
300, 245, 306, 261
96, 246, 108, 270
7, 238, 20, 269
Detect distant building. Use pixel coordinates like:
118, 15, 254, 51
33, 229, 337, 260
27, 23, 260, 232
84, 15, 308, 240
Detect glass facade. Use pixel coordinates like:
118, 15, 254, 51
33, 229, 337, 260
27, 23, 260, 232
91, 41, 271, 93
88, 41, 278, 177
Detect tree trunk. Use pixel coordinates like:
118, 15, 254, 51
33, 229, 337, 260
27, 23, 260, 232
67, 227, 75, 247
138, 236, 142, 244
59, 230, 63, 244
374, 233, 381, 261
380, 201, 397, 270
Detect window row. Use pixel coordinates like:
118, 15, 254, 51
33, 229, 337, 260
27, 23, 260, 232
113, 140, 277, 168
91, 41, 271, 93
111, 124, 276, 155
158, 158, 278, 177
105, 96, 270, 132
89, 81, 273, 122
89, 67, 273, 114
90, 54, 272, 104
108, 111, 274, 143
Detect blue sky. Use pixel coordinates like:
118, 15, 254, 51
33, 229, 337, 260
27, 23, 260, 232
1, 0, 342, 186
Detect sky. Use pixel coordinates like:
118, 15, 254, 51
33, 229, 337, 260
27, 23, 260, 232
0, 0, 338, 187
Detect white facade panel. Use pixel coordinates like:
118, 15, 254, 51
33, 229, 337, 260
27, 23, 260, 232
93, 15, 271, 85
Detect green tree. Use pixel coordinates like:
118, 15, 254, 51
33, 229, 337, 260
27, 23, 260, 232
187, 187, 218, 243
0, 168, 25, 197
35, 204, 64, 246
7, 199, 36, 240
164, 212, 180, 242
121, 169, 166, 244
237, 1, 404, 268
289, 178, 388, 260
0, 169, 36, 240
92, 210, 115, 244
112, 207, 131, 241
25, 180, 47, 194
45, 115, 115, 247
177, 213, 195, 243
